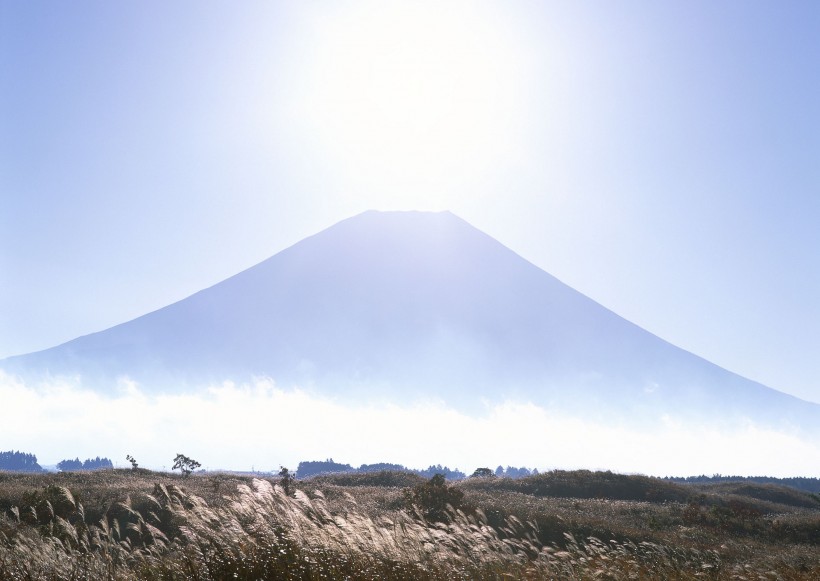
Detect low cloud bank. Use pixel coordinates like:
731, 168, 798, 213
2, 372, 819, 477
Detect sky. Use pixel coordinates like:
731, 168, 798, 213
2, 0, 820, 421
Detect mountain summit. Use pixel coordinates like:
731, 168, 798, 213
3, 210, 817, 428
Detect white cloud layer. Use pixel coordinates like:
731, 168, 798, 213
2, 371, 819, 477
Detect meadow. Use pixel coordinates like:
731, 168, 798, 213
1, 468, 819, 580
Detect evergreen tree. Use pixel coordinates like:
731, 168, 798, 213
0, 450, 43, 472
57, 456, 114, 471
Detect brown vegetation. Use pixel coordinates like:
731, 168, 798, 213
1, 468, 819, 579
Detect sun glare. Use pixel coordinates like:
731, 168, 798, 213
295, 1, 529, 208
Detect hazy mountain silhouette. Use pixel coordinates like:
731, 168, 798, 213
3, 210, 817, 429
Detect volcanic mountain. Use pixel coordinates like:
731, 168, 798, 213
3, 210, 817, 429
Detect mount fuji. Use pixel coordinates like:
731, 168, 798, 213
3, 210, 817, 431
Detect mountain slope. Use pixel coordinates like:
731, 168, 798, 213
3, 210, 817, 428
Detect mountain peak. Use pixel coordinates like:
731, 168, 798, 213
3, 211, 818, 430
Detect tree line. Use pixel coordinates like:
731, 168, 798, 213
295, 459, 541, 480
0, 451, 114, 473
295, 458, 467, 480
57, 457, 114, 471
0, 451, 43, 472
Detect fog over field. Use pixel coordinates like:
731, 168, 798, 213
3, 371, 818, 477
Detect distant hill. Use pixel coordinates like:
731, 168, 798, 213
666, 475, 820, 494
3, 210, 818, 431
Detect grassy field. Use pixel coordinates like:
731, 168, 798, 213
1, 468, 819, 580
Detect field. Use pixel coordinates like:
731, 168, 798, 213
1, 468, 820, 580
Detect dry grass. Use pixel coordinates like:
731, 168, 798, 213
1, 469, 819, 580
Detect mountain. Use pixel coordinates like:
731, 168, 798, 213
3, 210, 818, 429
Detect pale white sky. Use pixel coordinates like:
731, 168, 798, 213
2, 1, 820, 405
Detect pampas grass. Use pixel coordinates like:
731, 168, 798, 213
1, 469, 819, 579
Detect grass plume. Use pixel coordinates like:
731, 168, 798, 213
1, 469, 819, 579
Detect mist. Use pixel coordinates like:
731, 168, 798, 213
2, 371, 818, 477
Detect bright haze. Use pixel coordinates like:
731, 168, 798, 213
2, 2, 820, 474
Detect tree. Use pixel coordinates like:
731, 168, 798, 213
58, 456, 113, 471
279, 466, 295, 496
172, 453, 201, 477
57, 458, 83, 472
471, 467, 495, 478
0, 451, 43, 472
83, 456, 113, 470
126, 455, 139, 470
296, 459, 353, 478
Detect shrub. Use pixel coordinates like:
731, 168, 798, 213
403, 473, 464, 522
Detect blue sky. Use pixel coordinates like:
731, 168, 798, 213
2, 1, 820, 407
